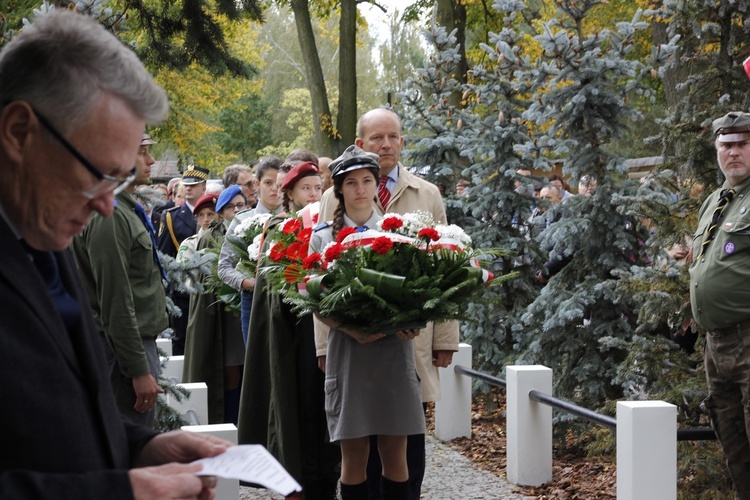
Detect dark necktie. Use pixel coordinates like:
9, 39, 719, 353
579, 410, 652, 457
378, 175, 391, 209
698, 188, 736, 259
22, 242, 81, 333
134, 202, 168, 282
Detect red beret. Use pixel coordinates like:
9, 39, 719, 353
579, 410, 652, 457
192, 193, 219, 215
281, 161, 320, 191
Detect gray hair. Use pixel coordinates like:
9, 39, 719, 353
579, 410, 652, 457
0, 10, 168, 132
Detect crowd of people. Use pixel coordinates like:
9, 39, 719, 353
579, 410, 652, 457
3, 9, 750, 500
141, 108, 460, 499
0, 9, 458, 500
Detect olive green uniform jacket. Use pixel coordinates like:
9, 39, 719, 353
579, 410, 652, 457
237, 216, 340, 493
690, 176, 750, 330
73, 191, 168, 378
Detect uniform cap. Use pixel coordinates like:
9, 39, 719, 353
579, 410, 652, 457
280, 161, 320, 190
712, 111, 750, 142
192, 193, 218, 215
216, 184, 243, 213
329, 145, 380, 178
141, 133, 156, 146
182, 165, 210, 185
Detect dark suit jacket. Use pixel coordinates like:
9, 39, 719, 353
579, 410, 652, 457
0, 217, 157, 499
157, 203, 196, 257
151, 199, 175, 234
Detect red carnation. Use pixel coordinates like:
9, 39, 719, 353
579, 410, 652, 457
270, 242, 286, 262
282, 218, 302, 235
418, 228, 440, 242
371, 236, 394, 255
297, 227, 312, 243
285, 242, 305, 261
381, 216, 403, 231
325, 243, 343, 262
303, 253, 322, 270
336, 227, 357, 244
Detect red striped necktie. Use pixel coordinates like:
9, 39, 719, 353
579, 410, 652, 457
378, 175, 391, 208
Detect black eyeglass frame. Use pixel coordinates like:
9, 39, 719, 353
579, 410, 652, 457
32, 107, 136, 199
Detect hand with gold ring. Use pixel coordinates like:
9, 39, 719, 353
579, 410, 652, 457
133, 373, 164, 413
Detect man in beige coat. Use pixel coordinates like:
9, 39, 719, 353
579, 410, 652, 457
318, 108, 459, 499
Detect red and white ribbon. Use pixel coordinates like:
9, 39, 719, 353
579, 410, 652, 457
340, 229, 415, 249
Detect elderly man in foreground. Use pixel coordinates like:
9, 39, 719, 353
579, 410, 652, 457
0, 10, 229, 499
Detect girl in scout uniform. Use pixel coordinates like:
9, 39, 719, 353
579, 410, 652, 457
309, 146, 423, 500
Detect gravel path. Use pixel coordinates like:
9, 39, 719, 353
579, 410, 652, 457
239, 434, 532, 499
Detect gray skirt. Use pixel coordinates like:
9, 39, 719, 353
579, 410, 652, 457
325, 329, 425, 441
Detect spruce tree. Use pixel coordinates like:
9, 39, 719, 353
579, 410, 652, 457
401, 0, 680, 408
399, 7, 543, 377
514, 0, 675, 408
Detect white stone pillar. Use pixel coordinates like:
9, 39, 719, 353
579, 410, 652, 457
156, 337, 172, 357
617, 401, 676, 500
435, 343, 472, 441
506, 365, 552, 486
182, 424, 239, 500
160, 354, 184, 383
166, 382, 208, 426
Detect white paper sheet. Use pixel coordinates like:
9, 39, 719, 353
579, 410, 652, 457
192, 445, 302, 496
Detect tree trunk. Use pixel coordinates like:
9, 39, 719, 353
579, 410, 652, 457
651, 19, 682, 109
435, 0, 469, 89
336, 0, 357, 154
289, 0, 338, 156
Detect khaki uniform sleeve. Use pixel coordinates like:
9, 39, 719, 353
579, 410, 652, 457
314, 316, 329, 357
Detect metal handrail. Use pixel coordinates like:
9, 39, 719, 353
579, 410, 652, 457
528, 389, 617, 429
677, 428, 716, 441
453, 364, 716, 440
454, 364, 506, 388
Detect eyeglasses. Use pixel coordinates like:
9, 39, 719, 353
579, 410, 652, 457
33, 108, 136, 199
239, 181, 255, 189
223, 203, 246, 211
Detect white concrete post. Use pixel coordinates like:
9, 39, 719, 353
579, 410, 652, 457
617, 401, 676, 500
156, 337, 172, 357
435, 343, 472, 441
506, 365, 552, 486
160, 354, 184, 383
183, 424, 239, 500
165, 382, 208, 426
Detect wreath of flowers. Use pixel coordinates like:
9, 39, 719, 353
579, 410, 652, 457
200, 212, 273, 309
226, 212, 274, 278
264, 212, 514, 334
259, 215, 318, 294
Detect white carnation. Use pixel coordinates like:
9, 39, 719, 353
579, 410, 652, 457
435, 224, 472, 246
247, 234, 264, 261
234, 212, 272, 236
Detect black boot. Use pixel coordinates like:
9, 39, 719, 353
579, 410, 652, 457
319, 477, 339, 500
381, 476, 408, 500
340, 480, 369, 500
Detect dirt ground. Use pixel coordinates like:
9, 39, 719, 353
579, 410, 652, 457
425, 393, 617, 499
